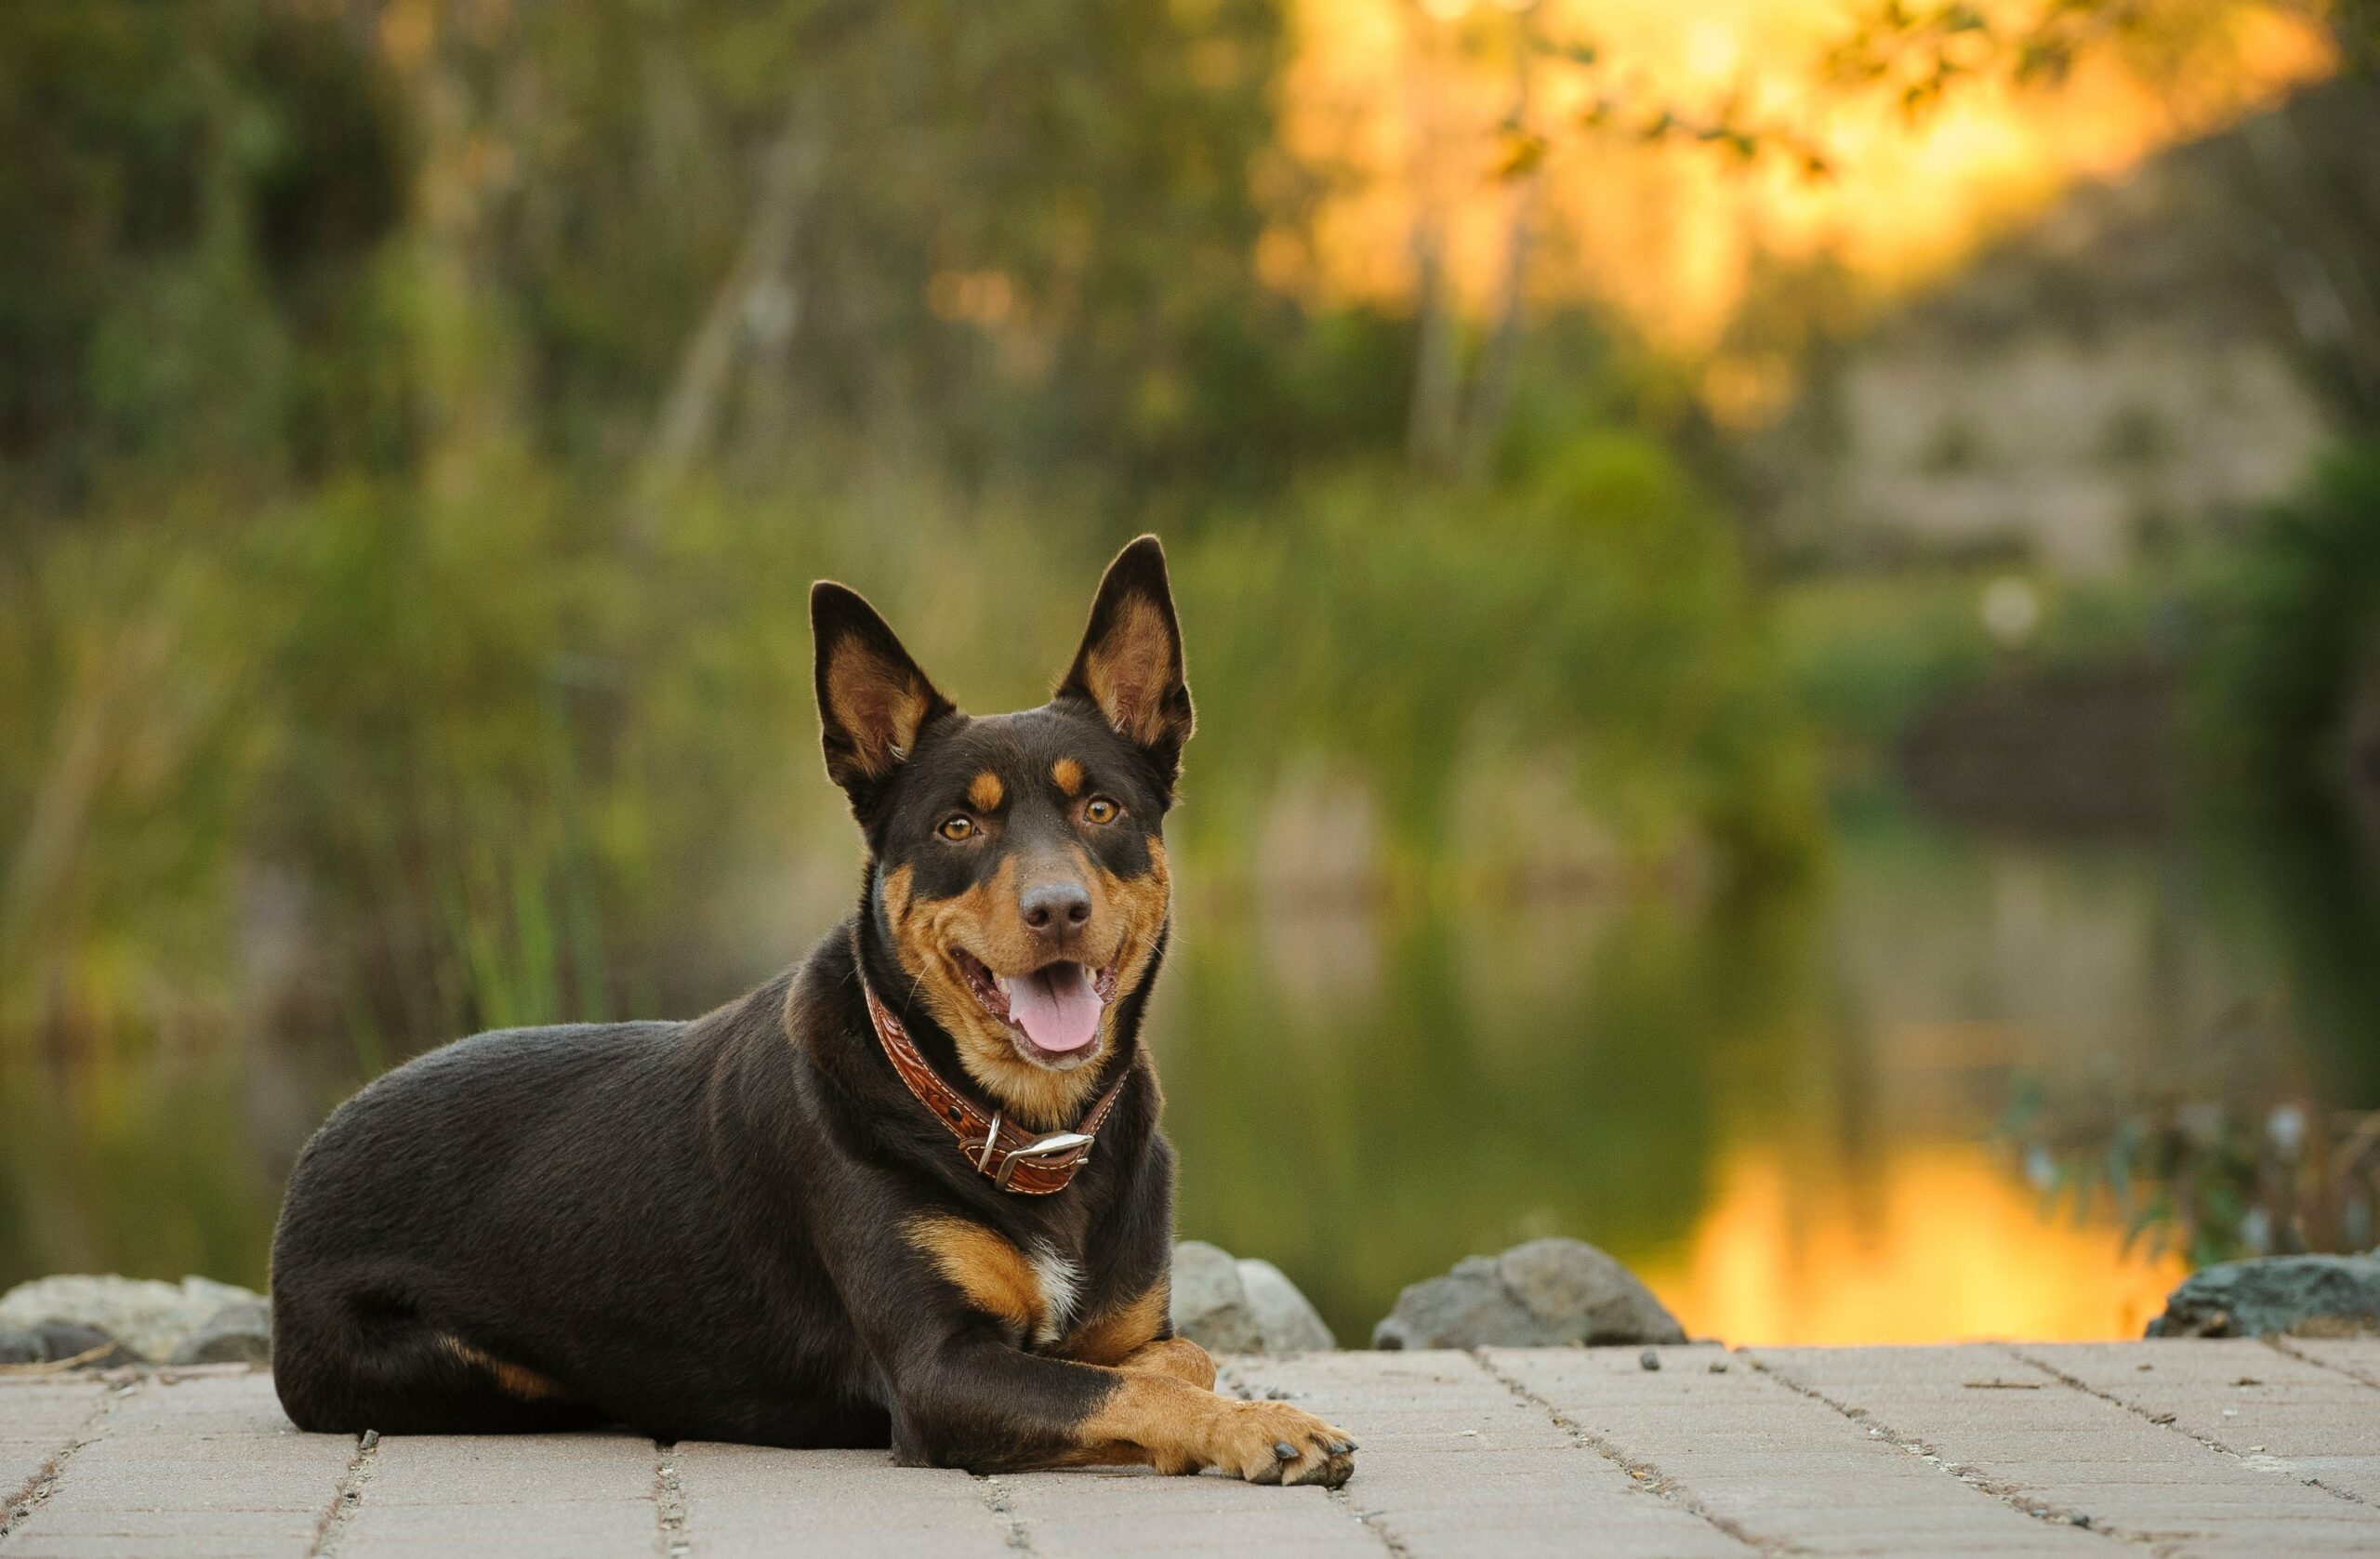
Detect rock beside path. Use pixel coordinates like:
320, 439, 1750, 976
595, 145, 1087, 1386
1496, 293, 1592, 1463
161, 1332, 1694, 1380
1372, 1237, 1686, 1350
2147, 1253, 2380, 1338
1170, 1242, 1335, 1353
170, 1296, 274, 1365
0, 1275, 267, 1366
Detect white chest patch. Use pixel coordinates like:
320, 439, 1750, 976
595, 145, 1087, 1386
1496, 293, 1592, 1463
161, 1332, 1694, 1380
1029, 1243, 1084, 1347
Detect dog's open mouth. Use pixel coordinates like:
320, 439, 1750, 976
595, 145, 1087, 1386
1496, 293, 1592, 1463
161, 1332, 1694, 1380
952, 951, 1118, 1066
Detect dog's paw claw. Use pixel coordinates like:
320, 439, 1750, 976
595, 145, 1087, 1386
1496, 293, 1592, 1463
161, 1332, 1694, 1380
1210, 1401, 1358, 1487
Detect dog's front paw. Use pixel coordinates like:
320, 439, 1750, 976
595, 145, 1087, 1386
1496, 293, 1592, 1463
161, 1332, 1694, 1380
1207, 1399, 1356, 1487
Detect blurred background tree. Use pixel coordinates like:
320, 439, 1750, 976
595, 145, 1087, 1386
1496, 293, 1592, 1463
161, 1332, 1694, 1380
3, 0, 2377, 1338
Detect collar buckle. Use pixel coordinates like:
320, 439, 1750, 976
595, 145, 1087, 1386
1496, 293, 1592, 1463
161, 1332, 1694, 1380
989, 1130, 1097, 1190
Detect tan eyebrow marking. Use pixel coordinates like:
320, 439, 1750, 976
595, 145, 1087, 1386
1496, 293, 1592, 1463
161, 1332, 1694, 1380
1051, 758, 1085, 797
968, 772, 1005, 812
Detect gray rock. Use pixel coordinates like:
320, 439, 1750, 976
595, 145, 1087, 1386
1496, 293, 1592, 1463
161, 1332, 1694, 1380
1170, 1241, 1263, 1353
1170, 1242, 1335, 1353
1372, 1237, 1687, 1350
35, 1321, 135, 1369
169, 1297, 272, 1365
0, 1325, 41, 1365
0, 1275, 262, 1363
2146, 1254, 2380, 1338
1236, 1259, 1335, 1352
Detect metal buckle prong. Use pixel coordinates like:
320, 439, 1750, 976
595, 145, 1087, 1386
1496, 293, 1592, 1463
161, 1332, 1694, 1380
976, 1112, 1004, 1174
992, 1130, 1096, 1190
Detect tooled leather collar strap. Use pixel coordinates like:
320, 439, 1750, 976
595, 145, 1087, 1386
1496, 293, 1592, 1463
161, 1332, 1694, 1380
858, 971, 1129, 1195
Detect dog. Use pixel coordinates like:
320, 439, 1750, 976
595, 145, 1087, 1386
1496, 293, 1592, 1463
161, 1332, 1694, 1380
269, 536, 1355, 1486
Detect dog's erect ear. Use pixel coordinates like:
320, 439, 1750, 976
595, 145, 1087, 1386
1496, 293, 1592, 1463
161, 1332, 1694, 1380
1056, 535, 1194, 790
812, 582, 957, 812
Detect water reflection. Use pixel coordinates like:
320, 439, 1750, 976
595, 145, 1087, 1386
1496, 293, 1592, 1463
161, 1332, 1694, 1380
1638, 1143, 2184, 1345
1159, 805, 2349, 1344
0, 804, 2361, 1345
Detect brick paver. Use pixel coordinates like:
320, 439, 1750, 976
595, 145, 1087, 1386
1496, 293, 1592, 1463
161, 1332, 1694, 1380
2286, 1336, 2380, 1390
673, 1444, 1010, 1559
1, 1344, 2373, 1557
998, 1464, 1378, 1559
340, 1432, 657, 1559
1, 1373, 350, 1559
0, 1381, 108, 1518
1228, 1350, 1748, 1558
1750, 1342, 2380, 1558
1488, 1343, 2110, 1555
2015, 1338, 2380, 1503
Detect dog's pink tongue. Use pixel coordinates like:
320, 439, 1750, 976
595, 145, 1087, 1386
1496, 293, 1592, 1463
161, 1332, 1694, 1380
1008, 963, 1102, 1052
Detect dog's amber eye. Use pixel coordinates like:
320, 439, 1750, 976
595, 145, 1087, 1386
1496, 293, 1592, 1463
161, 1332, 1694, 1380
937, 814, 975, 842
1083, 796, 1120, 826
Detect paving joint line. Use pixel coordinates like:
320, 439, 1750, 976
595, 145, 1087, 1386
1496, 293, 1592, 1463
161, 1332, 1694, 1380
655, 1439, 689, 1559
1214, 1359, 1401, 1556
1325, 1483, 1416, 1559
307, 1425, 381, 1558
973, 1473, 1038, 1556
2001, 1342, 2372, 1510
0, 1374, 138, 1544
1466, 1348, 1794, 1558
2266, 1334, 2380, 1391
1737, 1348, 2150, 1552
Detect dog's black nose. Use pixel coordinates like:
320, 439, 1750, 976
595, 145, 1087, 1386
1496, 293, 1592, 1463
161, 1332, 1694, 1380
1020, 881, 1092, 936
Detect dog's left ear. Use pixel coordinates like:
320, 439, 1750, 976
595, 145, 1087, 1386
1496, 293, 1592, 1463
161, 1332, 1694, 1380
1057, 535, 1194, 794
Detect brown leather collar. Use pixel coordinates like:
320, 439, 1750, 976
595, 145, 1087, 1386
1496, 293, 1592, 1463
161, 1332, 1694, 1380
857, 969, 1129, 1195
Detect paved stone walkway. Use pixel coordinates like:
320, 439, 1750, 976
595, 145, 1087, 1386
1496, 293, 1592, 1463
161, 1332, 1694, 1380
4, 1340, 2377, 1557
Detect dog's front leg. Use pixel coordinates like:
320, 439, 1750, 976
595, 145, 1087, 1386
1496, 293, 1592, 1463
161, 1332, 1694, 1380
1095, 1335, 1219, 1390
887, 1334, 1355, 1486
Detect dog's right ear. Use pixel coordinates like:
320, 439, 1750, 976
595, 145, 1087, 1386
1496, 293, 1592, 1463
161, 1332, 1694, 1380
811, 582, 956, 816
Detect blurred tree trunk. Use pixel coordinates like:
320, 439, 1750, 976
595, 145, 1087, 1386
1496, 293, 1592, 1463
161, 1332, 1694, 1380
1402, 1, 1462, 478
409, 5, 536, 489
1459, 4, 1542, 482
636, 112, 820, 529
1406, 0, 1542, 482
2235, 81, 2380, 430
1407, 219, 1463, 476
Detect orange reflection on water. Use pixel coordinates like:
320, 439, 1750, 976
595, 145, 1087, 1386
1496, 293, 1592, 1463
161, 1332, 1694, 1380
1634, 1142, 2186, 1344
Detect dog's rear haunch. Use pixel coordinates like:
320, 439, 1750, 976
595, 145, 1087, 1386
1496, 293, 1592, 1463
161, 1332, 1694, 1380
269, 536, 1355, 1486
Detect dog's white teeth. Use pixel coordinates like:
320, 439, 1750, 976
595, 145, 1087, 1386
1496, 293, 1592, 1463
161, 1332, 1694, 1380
995, 974, 1011, 997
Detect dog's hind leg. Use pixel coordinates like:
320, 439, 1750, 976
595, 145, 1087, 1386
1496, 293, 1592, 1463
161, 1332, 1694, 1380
271, 1278, 604, 1435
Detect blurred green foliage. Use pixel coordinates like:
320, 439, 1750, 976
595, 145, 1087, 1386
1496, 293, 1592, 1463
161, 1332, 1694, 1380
2190, 443, 2380, 804
0, 0, 1819, 1077
1181, 439, 1817, 882
20, 0, 2363, 1319
2181, 445, 2380, 1101
2, 455, 1814, 1068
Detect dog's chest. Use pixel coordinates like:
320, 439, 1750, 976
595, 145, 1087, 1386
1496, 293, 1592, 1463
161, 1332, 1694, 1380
1025, 1239, 1085, 1348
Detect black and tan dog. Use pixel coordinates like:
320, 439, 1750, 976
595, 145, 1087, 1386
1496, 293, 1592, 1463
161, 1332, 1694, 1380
269, 537, 1355, 1485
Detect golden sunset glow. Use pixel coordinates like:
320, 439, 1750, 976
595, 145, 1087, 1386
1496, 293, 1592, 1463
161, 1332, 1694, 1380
1636, 1142, 2188, 1344
1276, 0, 2333, 347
